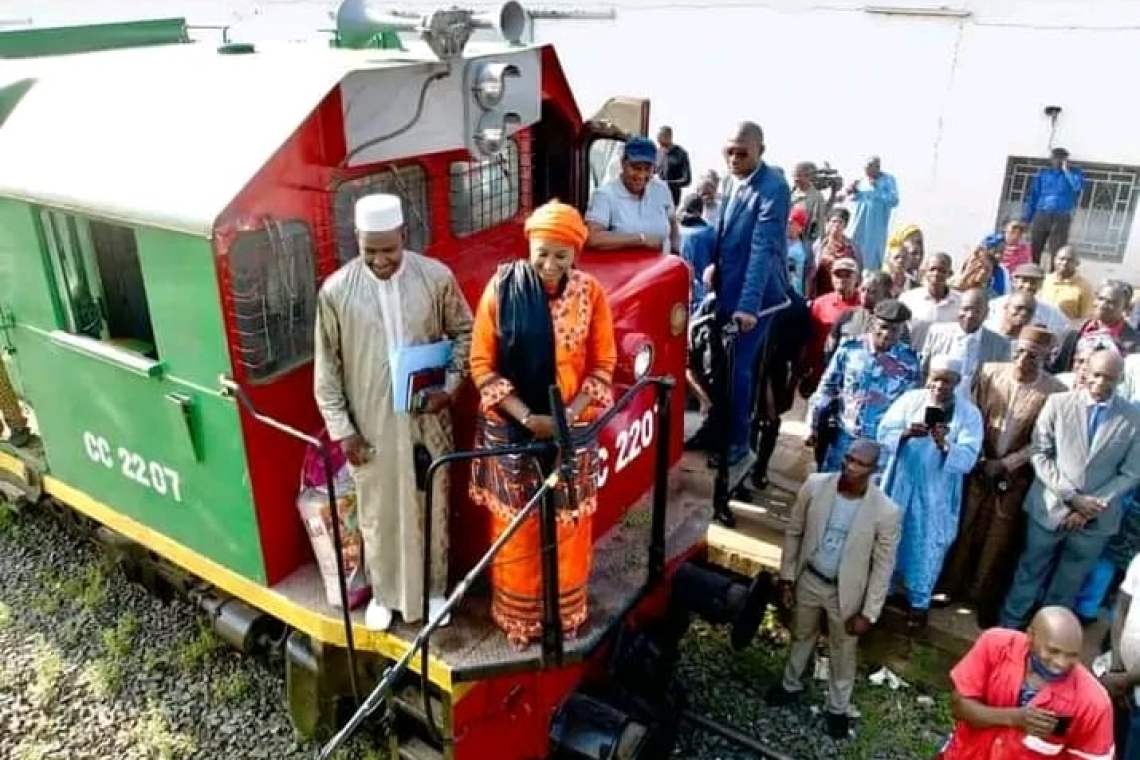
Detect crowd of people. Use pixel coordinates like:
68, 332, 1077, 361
588, 127, 1140, 755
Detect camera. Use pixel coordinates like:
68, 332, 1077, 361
812, 162, 844, 194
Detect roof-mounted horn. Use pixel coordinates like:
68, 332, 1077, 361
334, 0, 528, 61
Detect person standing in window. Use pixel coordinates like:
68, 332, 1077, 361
468, 200, 617, 649
313, 193, 474, 633
1023, 147, 1085, 265
586, 137, 678, 253
654, 126, 691, 207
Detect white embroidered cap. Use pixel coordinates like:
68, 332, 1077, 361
929, 354, 963, 376
355, 193, 404, 232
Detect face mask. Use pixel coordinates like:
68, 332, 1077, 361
1029, 653, 1067, 683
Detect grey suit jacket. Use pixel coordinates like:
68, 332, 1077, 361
919, 323, 1011, 381
779, 473, 901, 622
1027, 391, 1140, 535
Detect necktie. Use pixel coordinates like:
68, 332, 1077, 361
724, 183, 745, 223
1088, 403, 1105, 446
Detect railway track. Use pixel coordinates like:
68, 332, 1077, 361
1, 492, 811, 760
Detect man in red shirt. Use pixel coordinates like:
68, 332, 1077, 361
1052, 280, 1140, 372
939, 606, 1114, 760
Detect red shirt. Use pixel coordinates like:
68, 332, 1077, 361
807, 290, 860, 379
938, 628, 1114, 760
1080, 318, 1125, 341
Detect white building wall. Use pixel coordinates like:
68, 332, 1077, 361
15, 0, 1140, 281
524, 0, 1140, 282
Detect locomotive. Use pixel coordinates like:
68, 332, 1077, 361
0, 4, 777, 759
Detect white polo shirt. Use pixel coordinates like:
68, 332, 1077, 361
585, 176, 674, 252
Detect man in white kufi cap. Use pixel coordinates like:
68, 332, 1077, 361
876, 353, 983, 629
314, 193, 474, 632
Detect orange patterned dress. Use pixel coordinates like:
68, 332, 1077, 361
468, 266, 617, 648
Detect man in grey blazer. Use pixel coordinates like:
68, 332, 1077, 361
766, 438, 901, 739
919, 288, 1011, 392
1000, 349, 1140, 629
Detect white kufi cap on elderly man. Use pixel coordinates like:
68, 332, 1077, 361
355, 193, 404, 232
929, 354, 963, 376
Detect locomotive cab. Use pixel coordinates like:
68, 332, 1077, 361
0, 8, 703, 758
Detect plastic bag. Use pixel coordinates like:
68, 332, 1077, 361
296, 432, 371, 609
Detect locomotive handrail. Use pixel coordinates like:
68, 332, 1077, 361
217, 376, 362, 704
415, 374, 675, 744
318, 455, 565, 760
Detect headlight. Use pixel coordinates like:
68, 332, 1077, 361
633, 344, 653, 379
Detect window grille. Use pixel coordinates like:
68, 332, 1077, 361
332, 164, 430, 265
229, 220, 318, 383
449, 138, 521, 237
996, 156, 1140, 264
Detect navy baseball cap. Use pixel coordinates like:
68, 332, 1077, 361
623, 137, 657, 165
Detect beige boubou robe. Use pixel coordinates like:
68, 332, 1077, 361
314, 252, 473, 622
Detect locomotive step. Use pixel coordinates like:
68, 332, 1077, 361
397, 736, 443, 760
393, 683, 445, 733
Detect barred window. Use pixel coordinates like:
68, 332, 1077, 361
229, 220, 318, 383
449, 139, 520, 237
332, 164, 430, 265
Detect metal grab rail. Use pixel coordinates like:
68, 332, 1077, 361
315, 374, 674, 757
318, 456, 563, 760
219, 377, 361, 704
416, 374, 675, 742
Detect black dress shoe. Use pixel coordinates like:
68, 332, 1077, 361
825, 711, 851, 739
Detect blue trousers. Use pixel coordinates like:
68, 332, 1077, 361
723, 319, 766, 461
1120, 701, 1140, 760
1074, 557, 1118, 619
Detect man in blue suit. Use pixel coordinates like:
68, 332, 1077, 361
705, 121, 792, 472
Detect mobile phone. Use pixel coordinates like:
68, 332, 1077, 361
924, 406, 946, 428
1053, 715, 1073, 737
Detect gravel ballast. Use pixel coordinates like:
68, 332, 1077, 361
1, 507, 951, 760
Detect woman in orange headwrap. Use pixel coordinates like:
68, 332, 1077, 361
468, 200, 617, 649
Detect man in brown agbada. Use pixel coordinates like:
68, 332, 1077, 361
938, 325, 1065, 628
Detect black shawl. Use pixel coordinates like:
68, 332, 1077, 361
495, 261, 559, 420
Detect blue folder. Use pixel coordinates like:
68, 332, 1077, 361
390, 339, 453, 412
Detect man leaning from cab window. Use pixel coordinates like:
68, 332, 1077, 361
585, 136, 679, 254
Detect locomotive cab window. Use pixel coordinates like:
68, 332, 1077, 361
39, 209, 159, 359
228, 220, 318, 383
587, 138, 624, 196
450, 138, 520, 236
333, 164, 430, 265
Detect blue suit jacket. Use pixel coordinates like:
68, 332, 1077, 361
713, 163, 792, 319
